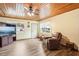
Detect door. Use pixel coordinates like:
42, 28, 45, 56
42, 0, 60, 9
31, 23, 38, 38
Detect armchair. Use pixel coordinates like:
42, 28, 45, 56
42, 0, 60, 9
47, 32, 62, 50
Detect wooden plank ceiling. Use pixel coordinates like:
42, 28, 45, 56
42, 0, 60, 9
41, 3, 79, 20
0, 3, 40, 20
0, 3, 79, 21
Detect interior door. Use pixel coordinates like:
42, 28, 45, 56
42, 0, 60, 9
31, 23, 38, 38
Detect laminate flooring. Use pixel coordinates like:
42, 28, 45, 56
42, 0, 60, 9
0, 39, 79, 56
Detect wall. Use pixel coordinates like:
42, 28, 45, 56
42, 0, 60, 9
40, 9, 79, 49
0, 17, 38, 40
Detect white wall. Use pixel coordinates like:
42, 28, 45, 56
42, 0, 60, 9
0, 17, 38, 40
40, 9, 79, 49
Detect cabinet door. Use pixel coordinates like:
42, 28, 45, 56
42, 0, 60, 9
8, 36, 13, 44
2, 36, 8, 46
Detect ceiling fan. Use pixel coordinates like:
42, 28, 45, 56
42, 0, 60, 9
24, 3, 39, 16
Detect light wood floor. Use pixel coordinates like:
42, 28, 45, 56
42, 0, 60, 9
0, 39, 79, 56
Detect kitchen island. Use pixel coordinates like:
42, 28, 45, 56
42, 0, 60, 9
0, 34, 13, 47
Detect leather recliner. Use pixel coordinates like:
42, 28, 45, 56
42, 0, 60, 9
47, 32, 62, 50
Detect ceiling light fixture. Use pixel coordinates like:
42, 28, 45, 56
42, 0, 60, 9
24, 3, 39, 16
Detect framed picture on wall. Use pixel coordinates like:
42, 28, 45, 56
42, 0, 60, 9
17, 23, 24, 31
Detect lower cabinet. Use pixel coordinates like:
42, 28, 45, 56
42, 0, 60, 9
0, 35, 13, 47
2, 36, 8, 47
8, 36, 13, 44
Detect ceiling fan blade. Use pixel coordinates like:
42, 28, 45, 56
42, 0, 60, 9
24, 7, 29, 11
34, 9, 39, 15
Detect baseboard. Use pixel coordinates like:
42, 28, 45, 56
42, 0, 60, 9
16, 38, 38, 41
16, 38, 30, 41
